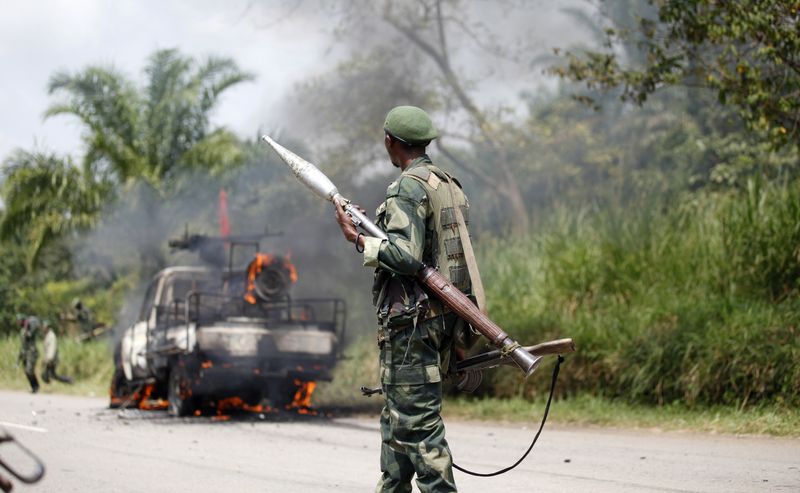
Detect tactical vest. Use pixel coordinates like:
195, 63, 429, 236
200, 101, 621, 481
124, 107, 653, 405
403, 164, 471, 292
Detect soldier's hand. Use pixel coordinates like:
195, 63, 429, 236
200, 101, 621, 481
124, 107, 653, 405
334, 203, 361, 243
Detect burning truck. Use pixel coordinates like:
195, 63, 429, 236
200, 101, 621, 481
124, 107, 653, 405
109, 231, 346, 416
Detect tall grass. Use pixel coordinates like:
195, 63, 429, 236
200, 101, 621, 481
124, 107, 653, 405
0, 335, 113, 396
481, 179, 800, 407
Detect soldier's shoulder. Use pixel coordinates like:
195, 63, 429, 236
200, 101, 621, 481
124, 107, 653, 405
387, 175, 428, 203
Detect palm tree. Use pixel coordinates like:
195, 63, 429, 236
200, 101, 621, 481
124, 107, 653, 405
0, 150, 107, 267
1, 48, 253, 269
45, 48, 254, 191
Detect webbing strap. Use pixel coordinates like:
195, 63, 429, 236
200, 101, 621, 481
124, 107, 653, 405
445, 175, 487, 314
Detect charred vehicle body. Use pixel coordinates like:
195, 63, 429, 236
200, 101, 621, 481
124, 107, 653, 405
109, 234, 346, 416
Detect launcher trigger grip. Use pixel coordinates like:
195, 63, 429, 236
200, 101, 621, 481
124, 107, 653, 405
360, 386, 383, 397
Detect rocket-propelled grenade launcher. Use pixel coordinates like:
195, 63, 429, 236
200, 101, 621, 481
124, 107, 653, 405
261, 135, 541, 377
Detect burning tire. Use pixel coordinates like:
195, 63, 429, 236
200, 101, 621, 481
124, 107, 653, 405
109, 367, 141, 408
109, 343, 140, 408
168, 360, 196, 417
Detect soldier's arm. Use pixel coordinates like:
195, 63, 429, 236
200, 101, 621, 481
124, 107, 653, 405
363, 178, 427, 275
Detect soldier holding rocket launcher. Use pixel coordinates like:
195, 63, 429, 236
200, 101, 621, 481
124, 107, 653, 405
333, 106, 470, 491
262, 106, 573, 492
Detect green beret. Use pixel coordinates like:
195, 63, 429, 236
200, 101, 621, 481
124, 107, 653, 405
384, 106, 438, 145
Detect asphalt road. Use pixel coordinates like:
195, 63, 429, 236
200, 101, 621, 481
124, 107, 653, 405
1, 390, 798, 492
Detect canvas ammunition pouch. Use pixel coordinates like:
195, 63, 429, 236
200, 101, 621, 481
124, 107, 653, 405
404, 164, 472, 292
405, 164, 484, 349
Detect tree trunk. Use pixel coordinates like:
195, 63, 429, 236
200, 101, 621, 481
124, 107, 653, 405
382, 0, 530, 235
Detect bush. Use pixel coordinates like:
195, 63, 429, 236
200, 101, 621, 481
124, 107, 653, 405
480, 181, 800, 407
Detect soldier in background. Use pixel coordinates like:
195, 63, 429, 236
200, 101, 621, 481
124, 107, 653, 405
71, 298, 93, 336
42, 319, 73, 385
17, 315, 40, 393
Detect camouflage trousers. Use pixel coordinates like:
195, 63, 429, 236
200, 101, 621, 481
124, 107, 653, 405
42, 361, 73, 384
22, 354, 39, 393
375, 313, 458, 493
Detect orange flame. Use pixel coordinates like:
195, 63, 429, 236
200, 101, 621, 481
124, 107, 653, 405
286, 380, 317, 415
138, 383, 168, 410
216, 396, 267, 414
244, 253, 298, 304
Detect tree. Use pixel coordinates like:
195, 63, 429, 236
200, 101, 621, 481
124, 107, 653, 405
0, 150, 106, 267
1, 49, 254, 270
550, 0, 800, 149
280, 0, 538, 234
45, 48, 253, 192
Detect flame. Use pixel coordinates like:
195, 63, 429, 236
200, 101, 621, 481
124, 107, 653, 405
201, 360, 213, 369
244, 253, 298, 304
286, 380, 317, 415
216, 396, 265, 414
138, 383, 168, 410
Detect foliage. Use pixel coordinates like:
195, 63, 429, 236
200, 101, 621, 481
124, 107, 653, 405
721, 177, 800, 300
290, 0, 544, 234
46, 49, 253, 190
0, 47, 254, 285
551, 0, 800, 149
480, 181, 800, 407
0, 336, 113, 396
0, 150, 106, 267
444, 393, 800, 436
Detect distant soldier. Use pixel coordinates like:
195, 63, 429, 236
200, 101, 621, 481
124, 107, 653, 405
17, 314, 40, 393
72, 298, 93, 336
42, 319, 73, 385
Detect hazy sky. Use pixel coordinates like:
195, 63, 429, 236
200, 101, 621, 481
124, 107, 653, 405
0, 0, 337, 161
0, 0, 589, 163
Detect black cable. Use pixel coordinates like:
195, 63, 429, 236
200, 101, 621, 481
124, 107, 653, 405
453, 355, 564, 477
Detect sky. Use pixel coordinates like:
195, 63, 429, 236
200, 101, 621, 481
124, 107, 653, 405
0, 0, 590, 164
0, 0, 337, 161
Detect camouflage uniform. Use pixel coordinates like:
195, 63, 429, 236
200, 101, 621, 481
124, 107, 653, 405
18, 316, 40, 393
363, 155, 472, 493
72, 298, 93, 336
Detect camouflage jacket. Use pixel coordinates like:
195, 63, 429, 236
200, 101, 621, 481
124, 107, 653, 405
362, 156, 433, 276
18, 323, 39, 361
363, 155, 469, 328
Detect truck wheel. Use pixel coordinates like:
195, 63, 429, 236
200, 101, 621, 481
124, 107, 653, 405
168, 364, 195, 417
109, 367, 140, 409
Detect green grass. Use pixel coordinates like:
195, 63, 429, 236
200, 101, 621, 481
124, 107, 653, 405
314, 338, 800, 436
443, 394, 800, 437
480, 181, 800, 407
2, 334, 796, 437
0, 335, 113, 397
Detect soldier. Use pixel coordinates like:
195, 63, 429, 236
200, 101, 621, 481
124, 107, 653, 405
335, 106, 477, 492
72, 298, 93, 336
17, 314, 41, 393
42, 320, 73, 385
